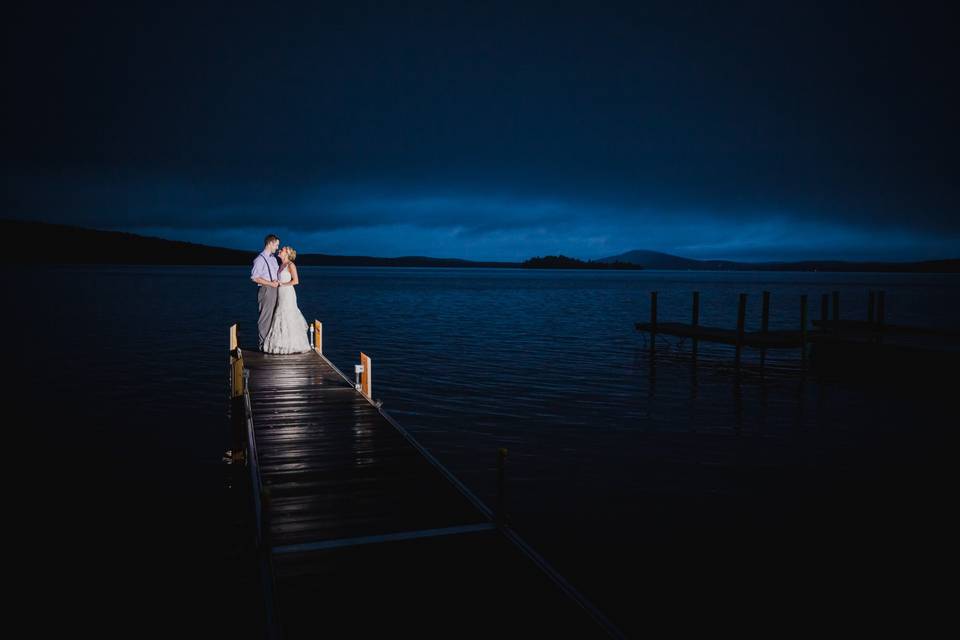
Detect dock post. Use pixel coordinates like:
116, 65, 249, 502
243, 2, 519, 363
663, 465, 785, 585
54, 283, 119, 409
232, 359, 245, 401
650, 291, 658, 356
820, 293, 829, 329
229, 327, 246, 464
760, 291, 770, 369
230, 392, 245, 463
867, 291, 876, 324
761, 291, 770, 333
735, 293, 747, 373
229, 322, 240, 400
691, 291, 700, 362
877, 290, 886, 344
312, 320, 323, 353
496, 447, 509, 527
360, 352, 372, 399
832, 291, 840, 332
800, 295, 808, 365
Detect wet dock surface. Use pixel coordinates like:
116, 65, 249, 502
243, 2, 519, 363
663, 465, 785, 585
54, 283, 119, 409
242, 349, 613, 638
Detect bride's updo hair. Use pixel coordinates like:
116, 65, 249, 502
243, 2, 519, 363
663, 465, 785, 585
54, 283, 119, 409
284, 246, 297, 262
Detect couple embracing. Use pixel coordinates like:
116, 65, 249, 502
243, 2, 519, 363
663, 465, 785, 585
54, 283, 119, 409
251, 234, 312, 354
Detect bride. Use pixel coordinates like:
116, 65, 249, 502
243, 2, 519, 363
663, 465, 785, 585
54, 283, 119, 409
261, 246, 313, 354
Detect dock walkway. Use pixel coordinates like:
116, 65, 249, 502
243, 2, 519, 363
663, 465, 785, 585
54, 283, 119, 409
229, 324, 618, 638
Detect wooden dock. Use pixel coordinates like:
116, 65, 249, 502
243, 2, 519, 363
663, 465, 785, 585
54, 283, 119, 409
634, 290, 959, 378
228, 323, 620, 639
634, 321, 808, 349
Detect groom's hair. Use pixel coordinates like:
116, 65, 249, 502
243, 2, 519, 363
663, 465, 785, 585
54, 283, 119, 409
264, 234, 280, 248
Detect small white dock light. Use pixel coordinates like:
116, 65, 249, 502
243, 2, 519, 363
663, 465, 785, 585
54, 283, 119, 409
354, 364, 364, 390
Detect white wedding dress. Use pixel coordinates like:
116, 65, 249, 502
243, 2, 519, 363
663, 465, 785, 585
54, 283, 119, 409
261, 267, 312, 354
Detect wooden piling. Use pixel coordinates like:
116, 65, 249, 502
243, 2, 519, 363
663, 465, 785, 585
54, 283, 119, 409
735, 293, 747, 372
867, 291, 876, 324
760, 291, 770, 369
313, 319, 323, 353
230, 391, 245, 463
229, 325, 246, 463
832, 291, 840, 327
761, 292, 770, 333
800, 294, 808, 365
691, 291, 700, 361
232, 359, 244, 398
650, 291, 658, 330
821, 294, 829, 326
877, 290, 886, 344
650, 291, 658, 355
360, 352, 372, 398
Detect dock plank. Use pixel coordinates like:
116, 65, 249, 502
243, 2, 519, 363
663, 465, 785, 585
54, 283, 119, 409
635, 321, 805, 347
239, 347, 613, 638
271, 529, 611, 638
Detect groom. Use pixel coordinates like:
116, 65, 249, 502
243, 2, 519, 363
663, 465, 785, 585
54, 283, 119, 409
250, 234, 282, 351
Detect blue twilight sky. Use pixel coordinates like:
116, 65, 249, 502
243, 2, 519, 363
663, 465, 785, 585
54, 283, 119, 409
3, 1, 959, 262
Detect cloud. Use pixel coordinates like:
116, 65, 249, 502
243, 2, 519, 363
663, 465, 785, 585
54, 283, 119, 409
6, 172, 577, 232
5, 170, 958, 262
5, 0, 958, 263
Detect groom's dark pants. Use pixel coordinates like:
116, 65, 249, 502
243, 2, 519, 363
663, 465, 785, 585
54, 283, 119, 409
257, 284, 279, 350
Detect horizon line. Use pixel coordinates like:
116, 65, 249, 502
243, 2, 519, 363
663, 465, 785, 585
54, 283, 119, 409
5, 218, 959, 265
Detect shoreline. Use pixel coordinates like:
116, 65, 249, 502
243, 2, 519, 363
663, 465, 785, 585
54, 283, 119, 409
5, 219, 959, 273
24, 262, 960, 274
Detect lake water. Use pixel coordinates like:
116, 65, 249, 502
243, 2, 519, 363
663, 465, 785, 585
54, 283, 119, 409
14, 266, 959, 636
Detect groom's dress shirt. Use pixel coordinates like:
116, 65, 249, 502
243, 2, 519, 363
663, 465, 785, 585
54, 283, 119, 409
251, 250, 278, 285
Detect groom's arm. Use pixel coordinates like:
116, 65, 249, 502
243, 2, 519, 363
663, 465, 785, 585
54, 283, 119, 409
251, 256, 272, 285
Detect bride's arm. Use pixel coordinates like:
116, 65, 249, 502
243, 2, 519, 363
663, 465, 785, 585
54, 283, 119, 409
285, 263, 300, 286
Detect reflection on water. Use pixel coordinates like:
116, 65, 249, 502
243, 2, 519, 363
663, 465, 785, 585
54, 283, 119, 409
13, 265, 958, 636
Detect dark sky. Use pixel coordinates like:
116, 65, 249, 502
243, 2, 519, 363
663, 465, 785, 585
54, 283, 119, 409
4, 1, 958, 261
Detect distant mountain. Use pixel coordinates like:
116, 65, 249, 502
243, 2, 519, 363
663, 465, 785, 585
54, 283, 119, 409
6, 220, 957, 272
0, 220, 520, 267
596, 250, 728, 270
522, 255, 643, 269
598, 249, 960, 273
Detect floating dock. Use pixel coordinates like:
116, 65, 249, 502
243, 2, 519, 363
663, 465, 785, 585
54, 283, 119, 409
228, 323, 620, 639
